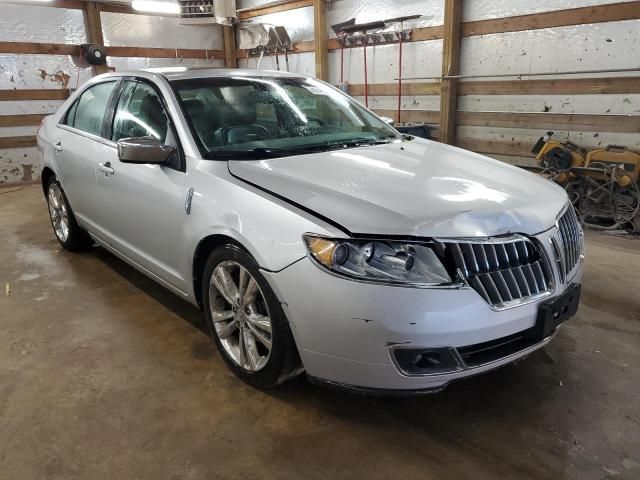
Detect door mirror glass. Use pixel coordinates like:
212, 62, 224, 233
117, 136, 175, 164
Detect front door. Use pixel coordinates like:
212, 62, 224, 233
93, 79, 188, 291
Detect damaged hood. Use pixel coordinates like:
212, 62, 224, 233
228, 138, 568, 237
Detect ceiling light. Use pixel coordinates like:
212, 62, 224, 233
131, 0, 180, 14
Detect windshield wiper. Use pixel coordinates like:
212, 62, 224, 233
205, 147, 290, 160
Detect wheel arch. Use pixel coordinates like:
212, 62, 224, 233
192, 234, 249, 308
40, 166, 56, 196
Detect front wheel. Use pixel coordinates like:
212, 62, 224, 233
202, 244, 302, 388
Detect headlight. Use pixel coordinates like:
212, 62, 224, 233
303, 234, 453, 286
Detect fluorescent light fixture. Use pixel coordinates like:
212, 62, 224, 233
131, 0, 180, 14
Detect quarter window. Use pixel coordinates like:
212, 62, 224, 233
64, 81, 117, 136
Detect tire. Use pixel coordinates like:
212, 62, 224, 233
45, 175, 93, 251
202, 244, 302, 388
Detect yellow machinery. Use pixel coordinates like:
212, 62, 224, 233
526, 132, 640, 231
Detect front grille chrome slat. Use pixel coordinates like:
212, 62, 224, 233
554, 205, 583, 283
445, 237, 553, 309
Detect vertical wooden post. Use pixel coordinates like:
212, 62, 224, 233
83, 1, 110, 75
223, 25, 238, 68
313, 0, 328, 80
439, 0, 463, 144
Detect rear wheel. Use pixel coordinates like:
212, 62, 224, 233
45, 176, 93, 251
202, 244, 302, 388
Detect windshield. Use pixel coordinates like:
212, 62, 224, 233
171, 75, 401, 159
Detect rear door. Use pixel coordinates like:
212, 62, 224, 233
54, 80, 119, 224
92, 78, 188, 290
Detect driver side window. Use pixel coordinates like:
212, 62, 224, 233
112, 80, 181, 170
112, 81, 171, 143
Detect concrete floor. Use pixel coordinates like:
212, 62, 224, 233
1, 183, 639, 480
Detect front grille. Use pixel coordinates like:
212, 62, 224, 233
550, 206, 583, 283
444, 238, 553, 309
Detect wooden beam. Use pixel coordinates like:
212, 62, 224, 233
0, 89, 69, 101
314, 0, 328, 80
0, 41, 225, 60
456, 138, 535, 157
0, 0, 85, 9
439, 0, 463, 145
337, 77, 640, 96
223, 26, 237, 68
0, 114, 47, 127
83, 1, 111, 75
0, 136, 38, 149
458, 77, 640, 95
348, 83, 441, 96
463, 1, 640, 37
373, 109, 440, 124
237, 0, 313, 20
237, 40, 315, 59
103, 46, 225, 60
0, 42, 79, 56
457, 111, 640, 133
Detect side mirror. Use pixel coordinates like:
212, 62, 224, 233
117, 136, 175, 164
380, 116, 395, 126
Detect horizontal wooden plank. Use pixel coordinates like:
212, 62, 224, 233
0, 136, 37, 149
237, 40, 315, 58
373, 109, 440, 124
0, 114, 46, 127
2, 0, 176, 16
339, 77, 640, 97
0, 41, 79, 56
457, 111, 640, 133
458, 77, 640, 95
106, 46, 225, 60
0, 42, 224, 60
0, 89, 69, 101
348, 82, 441, 96
237, 0, 313, 20
0, 0, 85, 9
456, 138, 535, 157
463, 1, 640, 37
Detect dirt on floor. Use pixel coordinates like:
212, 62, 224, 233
1, 184, 639, 480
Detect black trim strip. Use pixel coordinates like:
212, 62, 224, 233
226, 164, 352, 236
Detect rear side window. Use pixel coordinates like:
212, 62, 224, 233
64, 81, 117, 137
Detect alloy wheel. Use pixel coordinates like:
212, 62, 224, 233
208, 260, 273, 371
47, 183, 69, 243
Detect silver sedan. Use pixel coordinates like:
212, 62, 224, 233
37, 68, 584, 394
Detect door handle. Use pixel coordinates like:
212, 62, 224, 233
98, 161, 115, 176
54, 141, 63, 152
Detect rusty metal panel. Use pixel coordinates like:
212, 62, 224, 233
460, 21, 640, 79
0, 147, 40, 184
0, 4, 86, 44
101, 11, 225, 50
238, 6, 315, 43
328, 0, 444, 37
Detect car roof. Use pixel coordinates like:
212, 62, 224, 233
117, 67, 308, 81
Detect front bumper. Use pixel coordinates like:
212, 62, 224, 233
263, 253, 583, 392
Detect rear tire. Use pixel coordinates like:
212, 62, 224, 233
45, 176, 93, 251
202, 244, 302, 388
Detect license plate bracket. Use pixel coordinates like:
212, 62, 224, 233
531, 284, 581, 340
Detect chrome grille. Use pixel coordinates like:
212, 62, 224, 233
551, 206, 583, 283
445, 238, 553, 309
